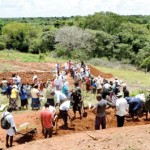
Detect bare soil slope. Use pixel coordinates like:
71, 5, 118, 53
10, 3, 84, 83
11, 124, 150, 150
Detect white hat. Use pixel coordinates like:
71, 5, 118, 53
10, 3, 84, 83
12, 85, 18, 89
116, 92, 123, 97
147, 89, 150, 92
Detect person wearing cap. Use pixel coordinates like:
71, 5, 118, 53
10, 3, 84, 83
9, 85, 18, 110
32, 75, 38, 85
92, 94, 113, 130
1, 107, 17, 148
116, 92, 129, 127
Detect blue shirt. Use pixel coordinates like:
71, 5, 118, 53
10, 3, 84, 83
62, 86, 69, 96
19, 89, 27, 100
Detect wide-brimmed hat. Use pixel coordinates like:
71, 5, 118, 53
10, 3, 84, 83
12, 85, 18, 89
116, 92, 123, 97
33, 84, 38, 88
147, 89, 150, 92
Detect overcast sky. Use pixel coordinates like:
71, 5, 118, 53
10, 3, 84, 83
0, 0, 150, 18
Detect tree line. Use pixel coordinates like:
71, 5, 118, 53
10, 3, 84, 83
0, 12, 150, 71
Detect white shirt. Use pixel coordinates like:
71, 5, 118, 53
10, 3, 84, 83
59, 101, 70, 111
64, 63, 69, 70
116, 98, 129, 116
31, 88, 39, 98
55, 91, 67, 104
54, 78, 61, 86
2, 111, 16, 136
104, 83, 111, 89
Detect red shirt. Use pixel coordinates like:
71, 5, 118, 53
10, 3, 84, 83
41, 109, 53, 128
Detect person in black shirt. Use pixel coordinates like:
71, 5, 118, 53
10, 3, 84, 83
71, 89, 82, 119
123, 86, 129, 98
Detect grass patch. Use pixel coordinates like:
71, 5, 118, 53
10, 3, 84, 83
96, 66, 150, 89
0, 50, 67, 63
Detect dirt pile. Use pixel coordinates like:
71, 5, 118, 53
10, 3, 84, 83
0, 71, 54, 85
88, 65, 113, 79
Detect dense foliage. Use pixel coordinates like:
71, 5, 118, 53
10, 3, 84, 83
0, 12, 150, 71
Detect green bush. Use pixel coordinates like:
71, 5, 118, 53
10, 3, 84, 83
140, 56, 150, 72
55, 48, 68, 58
29, 39, 42, 54
70, 49, 89, 60
39, 53, 45, 60
0, 42, 6, 50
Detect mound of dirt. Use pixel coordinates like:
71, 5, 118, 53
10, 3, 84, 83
11, 124, 150, 150
0, 61, 113, 86
88, 65, 113, 79
0, 71, 54, 85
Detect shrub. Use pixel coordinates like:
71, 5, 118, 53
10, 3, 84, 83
140, 56, 150, 72
0, 42, 6, 50
70, 49, 89, 60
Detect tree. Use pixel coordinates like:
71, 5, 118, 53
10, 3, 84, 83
55, 26, 95, 59
2, 22, 37, 52
41, 31, 55, 51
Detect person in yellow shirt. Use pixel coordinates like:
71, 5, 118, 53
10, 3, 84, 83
10, 85, 18, 110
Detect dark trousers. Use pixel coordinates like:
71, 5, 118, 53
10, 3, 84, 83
59, 110, 68, 127
117, 115, 125, 127
47, 98, 55, 107
42, 127, 53, 138
73, 102, 82, 116
95, 115, 106, 130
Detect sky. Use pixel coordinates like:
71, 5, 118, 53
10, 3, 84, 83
0, 0, 150, 18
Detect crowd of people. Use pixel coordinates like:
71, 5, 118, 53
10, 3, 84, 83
0, 60, 150, 148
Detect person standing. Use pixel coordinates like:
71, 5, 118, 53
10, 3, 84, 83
41, 103, 53, 138
123, 85, 130, 98
9, 85, 19, 110
92, 94, 113, 130
71, 89, 82, 119
92, 94, 109, 130
2, 107, 17, 148
62, 81, 69, 97
116, 93, 129, 127
31, 84, 40, 110
45, 85, 55, 107
54, 75, 62, 91
19, 85, 28, 110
